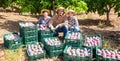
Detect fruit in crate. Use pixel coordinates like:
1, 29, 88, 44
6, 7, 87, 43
5, 34, 20, 40
19, 22, 35, 27
97, 49, 120, 59
85, 36, 101, 47
66, 46, 92, 57
27, 43, 44, 56
45, 38, 61, 46
67, 32, 81, 39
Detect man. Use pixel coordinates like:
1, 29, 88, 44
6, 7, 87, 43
48, 7, 68, 40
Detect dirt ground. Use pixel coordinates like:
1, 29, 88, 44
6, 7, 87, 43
0, 9, 120, 61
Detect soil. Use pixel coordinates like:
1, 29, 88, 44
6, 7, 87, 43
0, 8, 120, 61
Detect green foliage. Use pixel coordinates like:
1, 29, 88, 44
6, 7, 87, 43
16, 0, 52, 14
67, 1, 88, 12
84, 0, 120, 20
0, 0, 88, 15
55, 0, 88, 12
0, 0, 17, 9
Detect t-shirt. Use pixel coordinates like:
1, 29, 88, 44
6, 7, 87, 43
67, 16, 79, 27
48, 15, 67, 27
38, 16, 51, 26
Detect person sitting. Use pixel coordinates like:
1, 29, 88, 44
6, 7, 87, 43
48, 7, 68, 40
67, 10, 80, 32
38, 9, 51, 29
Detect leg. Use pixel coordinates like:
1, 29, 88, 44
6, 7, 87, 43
70, 27, 80, 32
61, 25, 68, 40
53, 27, 62, 37
74, 27, 80, 31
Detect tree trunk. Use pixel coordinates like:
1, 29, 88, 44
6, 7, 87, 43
106, 10, 110, 23
52, 0, 56, 16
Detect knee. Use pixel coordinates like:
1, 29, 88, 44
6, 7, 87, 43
63, 25, 68, 31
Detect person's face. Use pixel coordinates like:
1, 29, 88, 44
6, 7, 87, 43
68, 12, 74, 18
58, 9, 64, 16
43, 12, 48, 17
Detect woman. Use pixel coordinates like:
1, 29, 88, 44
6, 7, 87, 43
38, 9, 51, 28
67, 10, 80, 31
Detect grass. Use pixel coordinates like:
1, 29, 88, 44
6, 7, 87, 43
102, 39, 111, 49
102, 38, 120, 50
87, 13, 93, 19
4, 46, 26, 61
98, 21, 106, 28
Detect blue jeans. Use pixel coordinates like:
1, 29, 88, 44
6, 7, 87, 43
53, 25, 68, 40
69, 27, 80, 32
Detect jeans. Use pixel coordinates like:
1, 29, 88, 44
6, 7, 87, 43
53, 25, 68, 40
69, 27, 80, 32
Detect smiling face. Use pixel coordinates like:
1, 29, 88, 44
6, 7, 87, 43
57, 9, 64, 16
68, 12, 74, 18
43, 11, 48, 17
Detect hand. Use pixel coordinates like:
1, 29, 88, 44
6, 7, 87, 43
49, 24, 55, 30
55, 24, 62, 29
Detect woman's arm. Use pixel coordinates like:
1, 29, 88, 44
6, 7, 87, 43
38, 17, 43, 25
74, 17, 79, 27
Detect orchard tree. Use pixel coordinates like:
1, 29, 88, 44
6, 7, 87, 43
55, 0, 88, 13
84, 0, 120, 23
0, 0, 88, 15
16, 0, 52, 15
0, 0, 17, 9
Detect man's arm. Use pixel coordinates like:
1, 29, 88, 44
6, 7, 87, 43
48, 16, 55, 30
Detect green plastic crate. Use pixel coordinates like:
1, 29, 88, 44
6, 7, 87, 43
65, 31, 82, 47
84, 34, 102, 48
84, 34, 102, 59
23, 35, 38, 44
63, 46, 93, 61
38, 29, 53, 36
65, 41, 82, 47
3, 32, 22, 49
96, 47, 111, 61
20, 30, 38, 37
19, 22, 38, 37
42, 37, 64, 51
47, 49, 63, 58
19, 22, 37, 32
96, 47, 120, 61
38, 30, 53, 42
38, 34, 53, 42
26, 42, 46, 61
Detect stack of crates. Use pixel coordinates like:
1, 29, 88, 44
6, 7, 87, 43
63, 46, 93, 61
19, 22, 38, 44
42, 37, 64, 58
26, 42, 46, 61
38, 28, 53, 42
3, 32, 22, 49
84, 34, 102, 58
96, 47, 120, 61
65, 31, 82, 47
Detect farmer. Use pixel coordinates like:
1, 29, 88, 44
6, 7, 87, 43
67, 10, 80, 31
48, 7, 68, 40
38, 9, 51, 28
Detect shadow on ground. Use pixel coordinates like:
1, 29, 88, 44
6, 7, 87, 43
0, 20, 37, 32
78, 19, 113, 27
